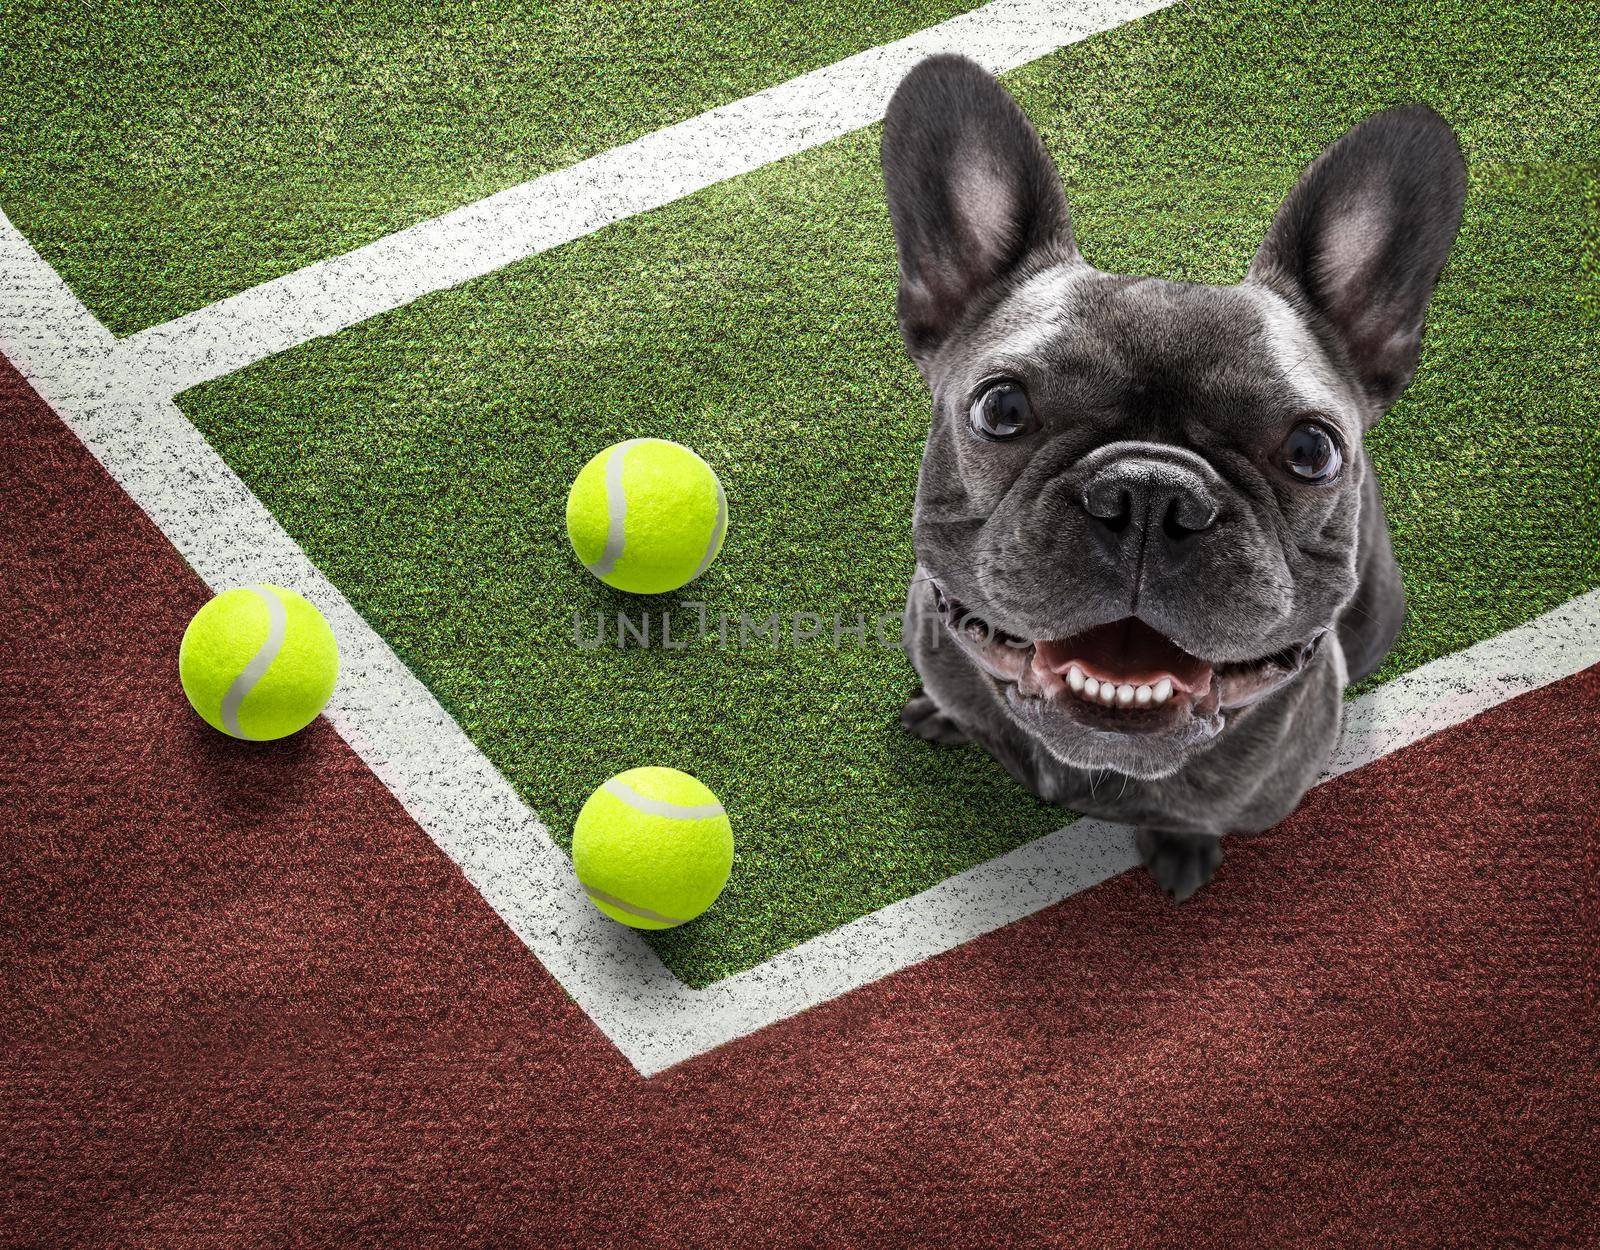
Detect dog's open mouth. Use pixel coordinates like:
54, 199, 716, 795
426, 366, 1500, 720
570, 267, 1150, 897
931, 583, 1324, 735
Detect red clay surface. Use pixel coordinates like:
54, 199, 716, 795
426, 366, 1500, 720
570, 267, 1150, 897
3, 355, 1597, 1248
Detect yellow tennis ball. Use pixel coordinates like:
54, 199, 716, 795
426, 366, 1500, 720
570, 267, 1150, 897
566, 438, 728, 594
572, 767, 734, 930
178, 585, 339, 741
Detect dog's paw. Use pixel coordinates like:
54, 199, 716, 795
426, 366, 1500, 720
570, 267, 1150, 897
901, 690, 970, 745
1136, 828, 1224, 903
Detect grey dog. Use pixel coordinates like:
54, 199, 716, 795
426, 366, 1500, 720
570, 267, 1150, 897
881, 56, 1466, 900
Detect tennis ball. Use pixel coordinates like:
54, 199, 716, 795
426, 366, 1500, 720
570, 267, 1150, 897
179, 585, 339, 741
566, 438, 728, 594
572, 767, 734, 929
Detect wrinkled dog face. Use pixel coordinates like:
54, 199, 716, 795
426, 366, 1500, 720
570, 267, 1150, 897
882, 57, 1464, 779
914, 274, 1361, 775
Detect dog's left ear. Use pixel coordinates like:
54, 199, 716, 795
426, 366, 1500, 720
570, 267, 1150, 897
1249, 106, 1467, 415
882, 55, 1076, 369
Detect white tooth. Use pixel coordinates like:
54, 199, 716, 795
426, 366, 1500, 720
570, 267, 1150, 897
1099, 682, 1116, 705
1067, 665, 1085, 693
1082, 676, 1100, 700
1116, 683, 1135, 706
1135, 684, 1153, 707
1153, 677, 1173, 705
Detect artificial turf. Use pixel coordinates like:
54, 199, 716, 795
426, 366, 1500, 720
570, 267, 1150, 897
172, 0, 1598, 984
0, 0, 980, 336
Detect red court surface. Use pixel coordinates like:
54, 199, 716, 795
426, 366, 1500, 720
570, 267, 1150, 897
4, 357, 1596, 1247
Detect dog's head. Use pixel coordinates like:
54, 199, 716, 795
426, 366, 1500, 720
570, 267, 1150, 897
882, 56, 1465, 779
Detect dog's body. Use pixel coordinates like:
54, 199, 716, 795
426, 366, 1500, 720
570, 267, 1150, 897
882, 58, 1465, 898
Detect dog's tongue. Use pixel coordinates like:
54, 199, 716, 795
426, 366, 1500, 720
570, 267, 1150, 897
1033, 618, 1212, 692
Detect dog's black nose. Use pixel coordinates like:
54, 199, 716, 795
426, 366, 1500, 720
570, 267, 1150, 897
1081, 455, 1219, 548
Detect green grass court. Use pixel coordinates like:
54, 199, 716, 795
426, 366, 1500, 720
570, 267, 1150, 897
1, 0, 978, 335
5, 0, 1596, 985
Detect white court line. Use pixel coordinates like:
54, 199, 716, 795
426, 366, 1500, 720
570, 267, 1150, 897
114, 0, 1175, 395
4, 0, 1599, 1075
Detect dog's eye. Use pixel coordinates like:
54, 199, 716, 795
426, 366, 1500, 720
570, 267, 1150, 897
1279, 421, 1342, 484
969, 382, 1036, 441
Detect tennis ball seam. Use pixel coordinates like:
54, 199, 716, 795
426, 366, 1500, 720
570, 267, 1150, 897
579, 882, 690, 927
586, 437, 647, 579
600, 775, 725, 821
219, 585, 287, 739
691, 472, 729, 581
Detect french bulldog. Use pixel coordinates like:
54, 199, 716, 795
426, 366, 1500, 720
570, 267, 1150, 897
881, 56, 1466, 900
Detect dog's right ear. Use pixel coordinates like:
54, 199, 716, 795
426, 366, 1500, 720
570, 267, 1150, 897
882, 55, 1075, 368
